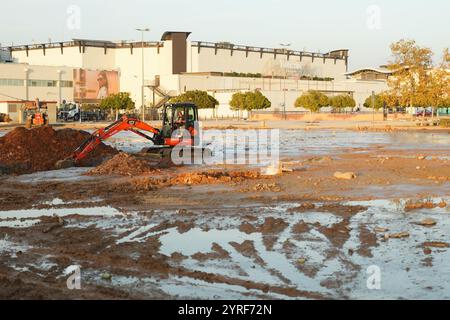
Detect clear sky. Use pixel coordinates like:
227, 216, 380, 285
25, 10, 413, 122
1, 0, 449, 69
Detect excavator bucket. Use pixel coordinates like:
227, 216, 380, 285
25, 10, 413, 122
55, 157, 76, 170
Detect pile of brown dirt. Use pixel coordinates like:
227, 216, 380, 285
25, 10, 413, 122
0, 126, 117, 175
87, 153, 160, 176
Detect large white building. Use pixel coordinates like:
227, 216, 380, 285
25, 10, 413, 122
1, 31, 388, 119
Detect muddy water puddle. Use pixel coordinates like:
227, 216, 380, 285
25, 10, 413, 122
2, 198, 449, 299
10, 168, 93, 183
103, 129, 450, 158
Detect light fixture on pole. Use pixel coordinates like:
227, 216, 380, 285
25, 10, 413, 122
136, 28, 150, 121
56, 70, 62, 106
280, 43, 291, 50
279, 43, 291, 120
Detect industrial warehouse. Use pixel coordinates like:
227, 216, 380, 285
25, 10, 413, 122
1, 31, 389, 122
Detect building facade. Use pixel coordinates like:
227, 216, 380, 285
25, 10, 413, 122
0, 63, 74, 103
1, 31, 388, 119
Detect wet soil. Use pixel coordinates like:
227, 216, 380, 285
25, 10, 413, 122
0, 129, 449, 299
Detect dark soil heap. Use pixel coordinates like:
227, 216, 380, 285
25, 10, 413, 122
87, 153, 159, 176
0, 126, 118, 175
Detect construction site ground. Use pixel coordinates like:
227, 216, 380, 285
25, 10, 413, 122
0, 125, 449, 299
2, 118, 449, 132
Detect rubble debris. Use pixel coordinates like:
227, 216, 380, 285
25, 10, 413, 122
404, 200, 438, 212
101, 273, 112, 281
334, 172, 357, 180
252, 183, 282, 192
170, 170, 260, 185
0, 126, 117, 175
42, 215, 66, 234
422, 242, 449, 248
438, 201, 447, 208
374, 227, 389, 233
261, 162, 282, 176
414, 218, 437, 227
177, 209, 189, 215
388, 232, 410, 239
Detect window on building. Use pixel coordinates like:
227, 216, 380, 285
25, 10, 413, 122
0, 79, 24, 86
27, 80, 58, 87
60, 80, 74, 88
8, 104, 18, 113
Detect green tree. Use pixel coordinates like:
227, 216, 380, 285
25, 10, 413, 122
170, 90, 218, 109
230, 91, 271, 111
244, 91, 271, 111
331, 95, 356, 112
229, 92, 246, 111
294, 90, 329, 113
99, 92, 135, 120
363, 94, 386, 110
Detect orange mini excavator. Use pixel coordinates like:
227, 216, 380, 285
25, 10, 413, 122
56, 103, 204, 168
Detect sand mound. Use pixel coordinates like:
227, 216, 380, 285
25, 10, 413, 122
87, 153, 159, 176
0, 126, 117, 175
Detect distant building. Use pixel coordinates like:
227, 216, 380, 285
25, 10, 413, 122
1, 31, 389, 118
0, 63, 75, 104
345, 67, 393, 81
0, 48, 12, 62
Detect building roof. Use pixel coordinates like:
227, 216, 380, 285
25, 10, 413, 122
161, 31, 191, 41
344, 67, 393, 76
2, 32, 348, 60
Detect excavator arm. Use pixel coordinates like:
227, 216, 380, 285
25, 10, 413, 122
73, 116, 161, 161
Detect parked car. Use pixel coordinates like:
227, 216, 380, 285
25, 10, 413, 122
415, 109, 433, 117
58, 102, 107, 122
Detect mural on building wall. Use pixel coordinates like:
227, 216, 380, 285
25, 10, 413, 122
73, 69, 119, 102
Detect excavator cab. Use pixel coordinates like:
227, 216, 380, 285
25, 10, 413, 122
161, 103, 198, 140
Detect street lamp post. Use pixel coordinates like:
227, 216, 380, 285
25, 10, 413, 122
24, 68, 29, 101
136, 28, 150, 121
56, 70, 62, 107
280, 43, 291, 120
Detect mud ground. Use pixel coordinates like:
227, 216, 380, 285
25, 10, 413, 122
0, 129, 449, 300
